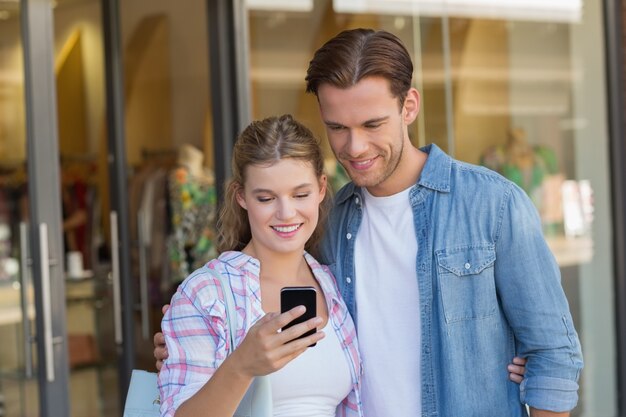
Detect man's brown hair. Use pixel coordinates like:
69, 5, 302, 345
305, 28, 413, 108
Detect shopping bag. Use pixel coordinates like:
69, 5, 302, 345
233, 376, 272, 417
124, 367, 270, 417
123, 369, 160, 417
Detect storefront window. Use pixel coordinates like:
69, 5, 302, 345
246, 1, 615, 415
119, 0, 215, 367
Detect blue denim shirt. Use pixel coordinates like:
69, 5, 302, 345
320, 144, 583, 417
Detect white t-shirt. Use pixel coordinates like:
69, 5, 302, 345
270, 321, 353, 417
355, 186, 421, 417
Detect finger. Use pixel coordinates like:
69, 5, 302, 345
263, 306, 307, 334
154, 332, 166, 347
156, 359, 163, 372
509, 372, 523, 384
154, 346, 168, 361
271, 331, 326, 369
512, 356, 527, 365
276, 316, 323, 345
508, 362, 526, 375
162, 304, 170, 315
507, 364, 525, 376
256, 312, 280, 326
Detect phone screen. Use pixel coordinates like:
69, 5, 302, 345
280, 286, 317, 346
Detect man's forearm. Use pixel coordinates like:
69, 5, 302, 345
530, 407, 570, 417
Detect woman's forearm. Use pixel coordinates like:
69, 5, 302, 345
174, 355, 253, 417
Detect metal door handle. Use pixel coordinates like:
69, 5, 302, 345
19, 222, 33, 378
39, 223, 54, 382
137, 212, 150, 340
110, 212, 123, 344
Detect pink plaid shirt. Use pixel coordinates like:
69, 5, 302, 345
158, 251, 363, 417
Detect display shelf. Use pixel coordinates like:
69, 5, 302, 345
545, 235, 594, 268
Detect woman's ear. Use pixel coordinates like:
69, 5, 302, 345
318, 175, 328, 202
235, 187, 247, 210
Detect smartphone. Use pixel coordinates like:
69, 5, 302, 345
280, 286, 317, 347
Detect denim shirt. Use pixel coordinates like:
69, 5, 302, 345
320, 144, 583, 417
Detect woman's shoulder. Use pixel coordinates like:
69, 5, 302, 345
174, 256, 233, 300
304, 252, 341, 294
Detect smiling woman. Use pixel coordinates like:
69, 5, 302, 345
236, 158, 326, 258
157, 115, 363, 417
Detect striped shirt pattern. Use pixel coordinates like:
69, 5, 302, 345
158, 251, 363, 417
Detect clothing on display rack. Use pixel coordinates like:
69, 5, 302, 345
130, 149, 177, 305
166, 145, 217, 288
480, 127, 564, 234
0, 167, 27, 282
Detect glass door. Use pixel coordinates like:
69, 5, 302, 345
0, 4, 39, 416
0, 0, 71, 416
117, 0, 216, 371
52, 0, 121, 415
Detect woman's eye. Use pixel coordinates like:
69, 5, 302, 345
257, 196, 273, 203
295, 193, 310, 199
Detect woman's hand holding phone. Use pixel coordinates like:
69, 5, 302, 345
229, 306, 325, 379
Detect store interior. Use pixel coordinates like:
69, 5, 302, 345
0, 0, 616, 415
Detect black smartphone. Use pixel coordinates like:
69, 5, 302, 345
280, 286, 317, 347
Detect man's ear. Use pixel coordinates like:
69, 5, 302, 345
403, 88, 420, 125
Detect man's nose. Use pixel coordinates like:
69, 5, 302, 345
347, 129, 368, 156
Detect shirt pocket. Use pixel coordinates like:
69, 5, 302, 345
435, 245, 498, 323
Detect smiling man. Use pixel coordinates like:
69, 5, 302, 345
306, 28, 583, 417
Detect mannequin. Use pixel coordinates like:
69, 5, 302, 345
167, 145, 217, 288
480, 127, 563, 235
177, 144, 214, 185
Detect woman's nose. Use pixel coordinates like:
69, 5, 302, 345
276, 199, 296, 220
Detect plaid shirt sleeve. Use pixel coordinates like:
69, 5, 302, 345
158, 265, 228, 417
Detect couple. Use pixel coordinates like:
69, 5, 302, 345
156, 28, 583, 417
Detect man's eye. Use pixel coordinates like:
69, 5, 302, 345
328, 125, 344, 131
365, 124, 381, 129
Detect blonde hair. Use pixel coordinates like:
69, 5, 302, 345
216, 115, 331, 258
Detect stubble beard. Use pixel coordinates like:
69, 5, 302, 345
340, 136, 405, 190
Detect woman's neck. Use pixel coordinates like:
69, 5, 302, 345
242, 242, 309, 285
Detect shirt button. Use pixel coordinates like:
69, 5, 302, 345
355, 197, 360, 205
346, 277, 352, 284
346, 233, 352, 240
464, 263, 471, 269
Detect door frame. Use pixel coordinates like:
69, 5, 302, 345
21, 0, 70, 415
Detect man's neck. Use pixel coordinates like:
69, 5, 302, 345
366, 146, 427, 197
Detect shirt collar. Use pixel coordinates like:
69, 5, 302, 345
335, 143, 452, 206
303, 252, 342, 307
417, 143, 451, 193
218, 251, 340, 305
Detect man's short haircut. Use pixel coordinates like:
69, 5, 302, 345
305, 28, 413, 108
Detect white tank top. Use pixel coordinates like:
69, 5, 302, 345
269, 321, 352, 417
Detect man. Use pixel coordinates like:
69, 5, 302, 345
156, 29, 582, 416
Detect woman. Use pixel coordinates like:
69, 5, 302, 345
158, 115, 362, 417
